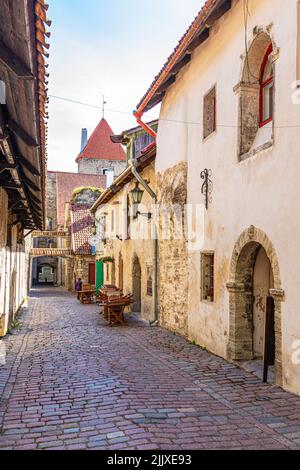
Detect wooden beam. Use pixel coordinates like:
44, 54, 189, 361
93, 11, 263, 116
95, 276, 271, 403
169, 54, 191, 74
27, 190, 42, 205
0, 178, 22, 190
0, 159, 16, 174
144, 93, 165, 112
8, 196, 25, 210
0, 39, 33, 79
187, 29, 210, 54
8, 119, 38, 148
156, 75, 177, 95
205, 0, 232, 27
16, 156, 40, 176
21, 173, 41, 193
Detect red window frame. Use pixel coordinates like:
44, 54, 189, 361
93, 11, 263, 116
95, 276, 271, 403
259, 44, 273, 128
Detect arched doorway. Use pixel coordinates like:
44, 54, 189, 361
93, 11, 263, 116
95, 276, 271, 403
227, 226, 284, 386
132, 255, 141, 314
38, 264, 54, 284
37, 262, 56, 285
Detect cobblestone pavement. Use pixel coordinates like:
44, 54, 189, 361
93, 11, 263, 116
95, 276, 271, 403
1, 287, 300, 450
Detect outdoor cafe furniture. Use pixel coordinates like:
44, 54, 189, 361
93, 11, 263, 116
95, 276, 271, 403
78, 289, 96, 304
99, 292, 133, 326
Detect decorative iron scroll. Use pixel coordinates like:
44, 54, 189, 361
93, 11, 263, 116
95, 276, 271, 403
200, 169, 213, 210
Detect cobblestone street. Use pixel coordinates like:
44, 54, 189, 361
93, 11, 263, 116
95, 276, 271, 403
1, 287, 300, 450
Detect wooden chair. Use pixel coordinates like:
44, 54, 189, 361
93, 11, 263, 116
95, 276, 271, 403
99, 294, 133, 326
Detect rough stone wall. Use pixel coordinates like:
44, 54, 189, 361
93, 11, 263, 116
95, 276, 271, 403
156, 161, 188, 336
78, 159, 126, 181
73, 256, 95, 286
238, 84, 260, 156
46, 172, 57, 229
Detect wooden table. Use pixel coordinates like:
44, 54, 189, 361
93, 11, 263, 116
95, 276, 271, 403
78, 290, 96, 304
99, 294, 133, 326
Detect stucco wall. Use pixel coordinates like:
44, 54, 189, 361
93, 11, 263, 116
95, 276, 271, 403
156, 0, 300, 395
95, 163, 156, 322
0, 213, 28, 337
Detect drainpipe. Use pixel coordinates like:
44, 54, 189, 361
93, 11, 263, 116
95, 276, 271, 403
128, 139, 158, 325
133, 111, 157, 139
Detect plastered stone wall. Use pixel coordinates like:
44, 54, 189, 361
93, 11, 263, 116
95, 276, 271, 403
95, 163, 156, 322
73, 256, 95, 286
0, 221, 27, 337
156, 161, 188, 336
78, 159, 126, 180
155, 0, 300, 394
46, 172, 58, 229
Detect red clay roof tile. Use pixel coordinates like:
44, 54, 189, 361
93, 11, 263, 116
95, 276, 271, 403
76, 118, 126, 163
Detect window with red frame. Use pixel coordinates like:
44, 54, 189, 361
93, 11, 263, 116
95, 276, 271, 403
260, 44, 273, 127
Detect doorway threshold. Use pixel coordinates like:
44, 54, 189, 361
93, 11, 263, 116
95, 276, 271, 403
234, 358, 275, 384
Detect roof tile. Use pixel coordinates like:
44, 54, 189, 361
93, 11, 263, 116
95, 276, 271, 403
76, 118, 126, 162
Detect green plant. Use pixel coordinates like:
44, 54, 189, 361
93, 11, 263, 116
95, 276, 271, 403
71, 186, 104, 201
7, 319, 22, 334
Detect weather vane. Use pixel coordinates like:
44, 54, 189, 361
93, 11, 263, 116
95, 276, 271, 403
102, 95, 107, 118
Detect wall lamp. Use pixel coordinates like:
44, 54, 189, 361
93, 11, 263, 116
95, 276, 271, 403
130, 181, 152, 219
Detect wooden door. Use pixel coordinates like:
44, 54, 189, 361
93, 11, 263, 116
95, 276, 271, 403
88, 263, 96, 285
263, 296, 275, 383
96, 261, 104, 292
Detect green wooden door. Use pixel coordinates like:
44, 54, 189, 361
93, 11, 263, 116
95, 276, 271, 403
96, 261, 104, 292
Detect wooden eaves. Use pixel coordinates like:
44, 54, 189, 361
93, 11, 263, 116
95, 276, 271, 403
0, 0, 51, 230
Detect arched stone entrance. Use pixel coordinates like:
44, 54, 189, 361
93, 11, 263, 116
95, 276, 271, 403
227, 226, 285, 386
132, 254, 141, 314
37, 263, 55, 284
31, 257, 58, 286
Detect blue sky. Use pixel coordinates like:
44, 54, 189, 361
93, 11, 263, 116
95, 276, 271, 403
48, 0, 204, 172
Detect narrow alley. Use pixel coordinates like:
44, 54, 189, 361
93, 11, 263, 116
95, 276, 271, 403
0, 288, 300, 451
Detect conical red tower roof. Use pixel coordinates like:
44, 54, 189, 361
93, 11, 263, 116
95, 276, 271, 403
76, 118, 126, 162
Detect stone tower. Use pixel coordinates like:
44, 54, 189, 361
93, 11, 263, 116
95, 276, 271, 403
76, 118, 126, 186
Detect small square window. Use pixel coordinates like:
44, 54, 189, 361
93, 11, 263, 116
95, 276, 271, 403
203, 86, 216, 139
201, 252, 214, 302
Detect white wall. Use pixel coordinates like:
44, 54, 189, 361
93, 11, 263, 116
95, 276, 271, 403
156, 0, 300, 394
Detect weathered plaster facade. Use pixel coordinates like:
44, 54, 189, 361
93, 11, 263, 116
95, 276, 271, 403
156, 161, 189, 336
153, 0, 300, 395
0, 189, 29, 337
94, 162, 156, 322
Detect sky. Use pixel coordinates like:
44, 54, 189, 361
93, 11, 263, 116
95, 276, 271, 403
47, 0, 204, 172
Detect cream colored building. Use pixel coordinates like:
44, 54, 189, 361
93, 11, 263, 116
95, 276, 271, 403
91, 144, 156, 322
134, 0, 300, 395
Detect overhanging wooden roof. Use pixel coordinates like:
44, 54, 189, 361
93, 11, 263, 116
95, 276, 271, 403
0, 0, 51, 230
91, 143, 156, 211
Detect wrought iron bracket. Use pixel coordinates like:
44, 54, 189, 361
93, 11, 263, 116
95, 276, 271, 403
200, 168, 213, 210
